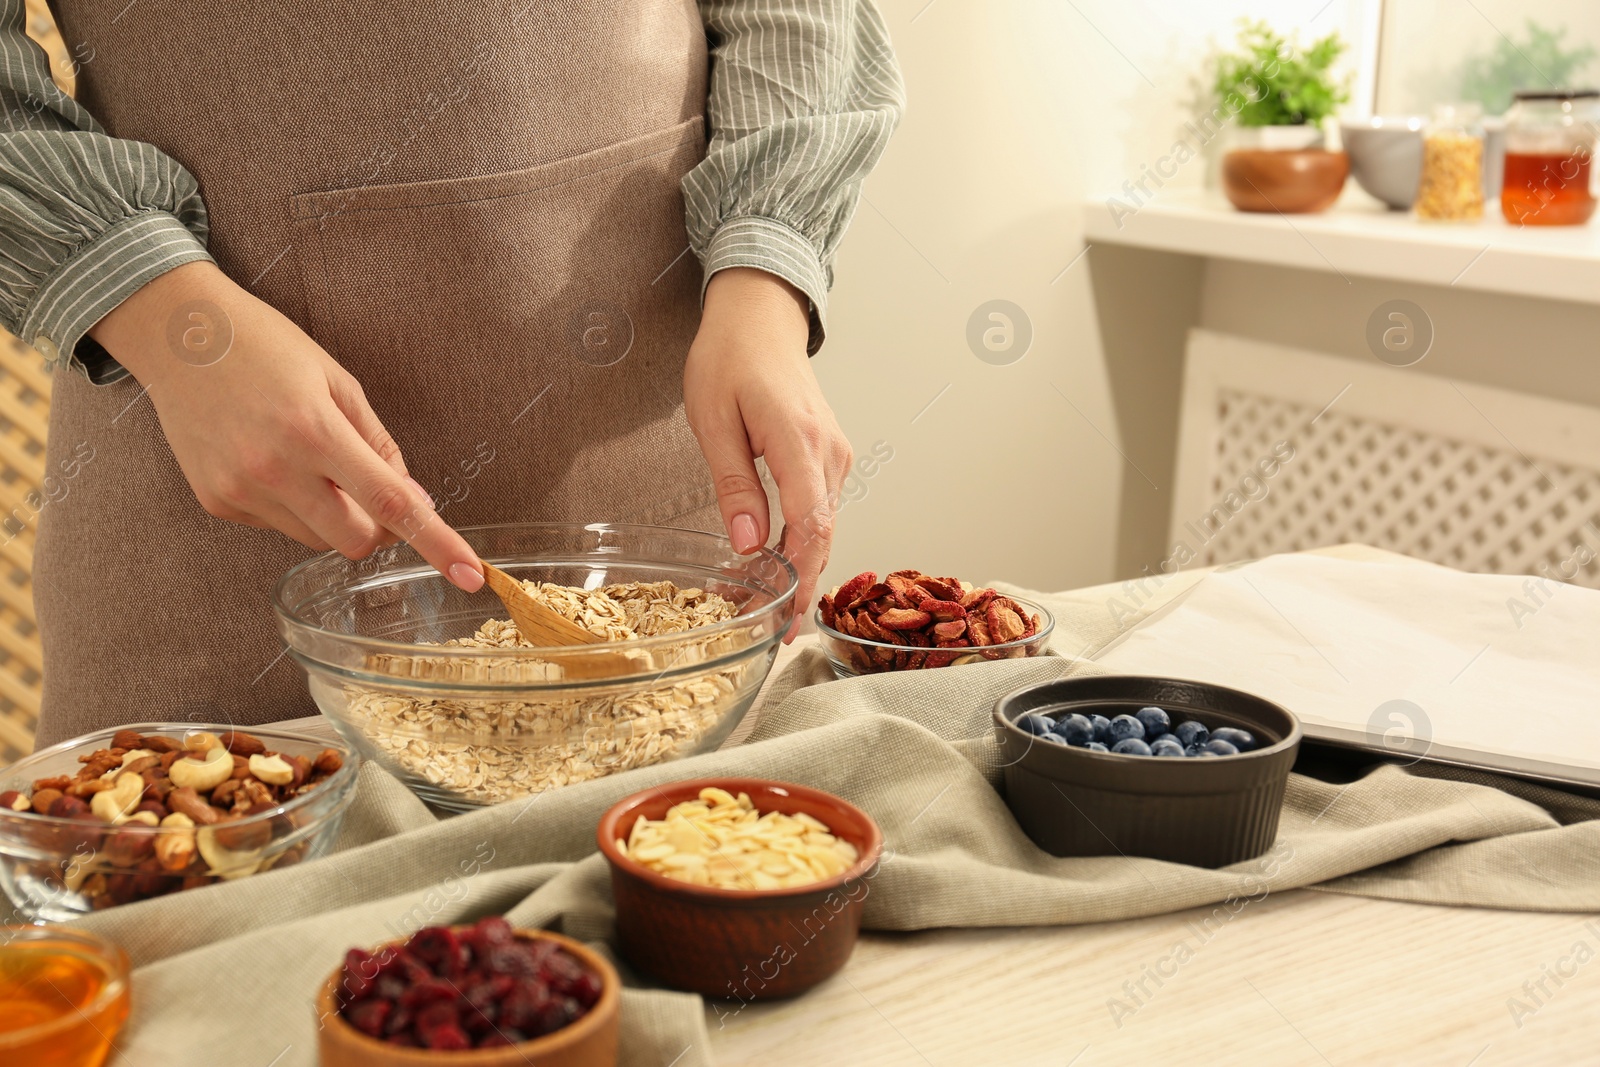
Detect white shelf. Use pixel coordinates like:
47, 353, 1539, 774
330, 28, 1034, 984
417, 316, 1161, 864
1081, 190, 1600, 306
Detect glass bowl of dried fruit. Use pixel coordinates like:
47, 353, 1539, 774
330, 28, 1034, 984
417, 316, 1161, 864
0, 723, 358, 921
273, 523, 797, 812
814, 570, 1055, 678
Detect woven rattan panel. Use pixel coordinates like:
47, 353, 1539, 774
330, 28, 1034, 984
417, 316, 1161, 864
0, 0, 78, 762
1190, 386, 1600, 589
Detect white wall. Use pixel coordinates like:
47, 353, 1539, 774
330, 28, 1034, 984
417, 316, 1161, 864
811, 0, 1372, 596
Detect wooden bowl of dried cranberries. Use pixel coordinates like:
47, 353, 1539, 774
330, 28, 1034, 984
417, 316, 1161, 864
316, 916, 619, 1066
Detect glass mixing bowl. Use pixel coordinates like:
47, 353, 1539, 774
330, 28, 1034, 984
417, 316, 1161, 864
273, 523, 797, 812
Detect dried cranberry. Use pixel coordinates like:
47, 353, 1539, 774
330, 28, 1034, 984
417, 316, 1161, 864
339, 948, 379, 1005
408, 926, 469, 975
531, 996, 582, 1037
383, 1005, 414, 1038
419, 1021, 471, 1050
477, 1027, 526, 1048
386, 1031, 419, 1047
344, 998, 391, 1038
399, 977, 459, 1010
374, 974, 408, 1001
541, 949, 585, 993
569, 970, 603, 1009
465, 974, 515, 1010
415, 1001, 460, 1030
374, 947, 431, 985
498, 981, 553, 1032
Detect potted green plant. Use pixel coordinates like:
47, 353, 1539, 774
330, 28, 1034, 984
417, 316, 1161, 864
1208, 21, 1352, 212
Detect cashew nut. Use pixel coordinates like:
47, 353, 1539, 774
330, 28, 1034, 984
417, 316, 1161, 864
122, 810, 160, 827
169, 746, 232, 791
183, 731, 221, 754
247, 753, 294, 786
155, 812, 197, 871
196, 826, 263, 879
89, 771, 145, 823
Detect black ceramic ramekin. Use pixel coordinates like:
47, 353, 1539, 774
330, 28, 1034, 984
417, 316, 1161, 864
994, 675, 1301, 868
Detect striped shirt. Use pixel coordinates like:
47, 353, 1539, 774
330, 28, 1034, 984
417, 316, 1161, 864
0, 0, 903, 380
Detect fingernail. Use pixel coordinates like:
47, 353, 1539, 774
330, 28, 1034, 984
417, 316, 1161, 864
730, 513, 760, 554
407, 477, 435, 509
449, 561, 484, 592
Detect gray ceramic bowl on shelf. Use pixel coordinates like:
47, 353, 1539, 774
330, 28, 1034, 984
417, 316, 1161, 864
1341, 117, 1425, 209
993, 676, 1301, 868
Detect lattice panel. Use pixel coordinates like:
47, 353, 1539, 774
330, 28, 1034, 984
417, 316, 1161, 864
1189, 387, 1600, 587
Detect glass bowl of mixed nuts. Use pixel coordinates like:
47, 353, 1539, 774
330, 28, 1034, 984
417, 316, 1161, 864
815, 569, 1055, 678
0, 723, 357, 921
273, 523, 796, 812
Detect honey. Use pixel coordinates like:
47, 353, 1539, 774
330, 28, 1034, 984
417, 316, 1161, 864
0, 928, 130, 1066
1501, 151, 1596, 226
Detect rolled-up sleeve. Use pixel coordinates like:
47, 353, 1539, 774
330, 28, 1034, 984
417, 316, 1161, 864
684, 0, 904, 353
1, 0, 212, 382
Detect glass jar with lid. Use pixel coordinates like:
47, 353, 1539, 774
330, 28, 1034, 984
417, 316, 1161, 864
1415, 103, 1485, 221
1500, 89, 1599, 226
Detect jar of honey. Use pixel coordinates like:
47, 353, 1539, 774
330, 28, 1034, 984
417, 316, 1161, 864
1500, 89, 1599, 226
0, 925, 131, 1066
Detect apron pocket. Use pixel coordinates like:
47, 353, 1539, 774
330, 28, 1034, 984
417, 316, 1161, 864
285, 117, 714, 528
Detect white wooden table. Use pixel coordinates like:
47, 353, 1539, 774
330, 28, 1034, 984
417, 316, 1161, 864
705, 561, 1596, 1065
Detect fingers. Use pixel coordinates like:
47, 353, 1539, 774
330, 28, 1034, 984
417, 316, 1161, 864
762, 423, 850, 643
319, 418, 486, 591
690, 406, 771, 555
328, 371, 408, 478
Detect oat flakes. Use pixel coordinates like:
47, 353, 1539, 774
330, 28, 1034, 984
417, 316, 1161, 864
342, 580, 752, 805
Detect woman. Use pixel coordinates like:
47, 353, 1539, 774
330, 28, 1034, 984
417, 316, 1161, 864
0, 0, 902, 744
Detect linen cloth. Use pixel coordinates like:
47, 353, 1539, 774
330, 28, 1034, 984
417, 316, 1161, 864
48, 553, 1600, 1066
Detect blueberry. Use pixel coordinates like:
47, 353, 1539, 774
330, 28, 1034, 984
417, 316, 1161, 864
1152, 732, 1179, 748
1135, 706, 1171, 739
1174, 720, 1209, 748
1053, 713, 1095, 746
1203, 739, 1239, 756
1112, 738, 1152, 756
1089, 715, 1112, 744
1107, 714, 1145, 744
1183, 744, 1203, 757
1211, 727, 1256, 752
1150, 739, 1186, 757
1017, 713, 1055, 737
1085, 741, 1109, 753
1195, 749, 1220, 758
1037, 731, 1068, 745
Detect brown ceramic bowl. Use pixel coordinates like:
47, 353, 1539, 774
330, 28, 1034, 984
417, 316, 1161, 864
315, 928, 620, 1066
1222, 148, 1349, 213
598, 778, 884, 1000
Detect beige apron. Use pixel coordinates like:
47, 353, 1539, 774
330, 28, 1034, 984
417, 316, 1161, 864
33, 0, 721, 745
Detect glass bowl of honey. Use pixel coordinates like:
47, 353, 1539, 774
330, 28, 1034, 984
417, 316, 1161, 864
0, 925, 131, 1066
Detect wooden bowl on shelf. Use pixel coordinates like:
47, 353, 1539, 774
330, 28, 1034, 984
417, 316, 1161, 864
315, 928, 620, 1067
1222, 148, 1349, 213
597, 777, 884, 1000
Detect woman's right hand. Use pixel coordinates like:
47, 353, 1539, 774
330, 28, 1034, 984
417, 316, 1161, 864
90, 261, 486, 591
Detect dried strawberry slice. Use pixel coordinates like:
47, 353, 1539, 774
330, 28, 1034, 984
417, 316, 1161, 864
923, 649, 960, 668
850, 583, 893, 610
960, 587, 997, 611
876, 608, 932, 630
967, 617, 992, 646
986, 601, 1026, 643
818, 593, 838, 629
853, 612, 901, 645
832, 571, 876, 610
931, 620, 967, 641
914, 575, 963, 602
919, 599, 965, 621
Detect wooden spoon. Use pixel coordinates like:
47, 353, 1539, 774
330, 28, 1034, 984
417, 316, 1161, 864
478, 559, 601, 647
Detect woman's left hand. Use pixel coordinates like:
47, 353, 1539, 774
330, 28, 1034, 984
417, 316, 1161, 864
683, 267, 852, 640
